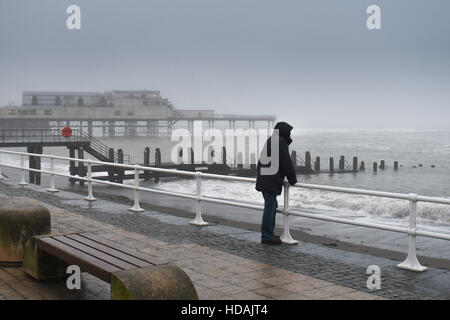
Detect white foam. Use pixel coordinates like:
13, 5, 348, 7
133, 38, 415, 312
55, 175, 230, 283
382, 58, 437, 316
153, 179, 450, 228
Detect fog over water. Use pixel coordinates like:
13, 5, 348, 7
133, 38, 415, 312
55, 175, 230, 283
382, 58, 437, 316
2, 130, 450, 231
1, 2, 449, 233
1, 1, 450, 129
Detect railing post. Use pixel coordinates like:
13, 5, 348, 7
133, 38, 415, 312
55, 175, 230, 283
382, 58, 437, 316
0, 153, 4, 180
47, 157, 58, 193
280, 182, 298, 244
397, 193, 427, 272
129, 165, 144, 212
190, 172, 208, 226
85, 160, 97, 201
19, 154, 27, 185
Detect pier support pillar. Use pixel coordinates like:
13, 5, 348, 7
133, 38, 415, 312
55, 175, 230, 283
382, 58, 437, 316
78, 148, 85, 186
237, 153, 243, 169
167, 121, 173, 137
250, 153, 256, 170
68, 147, 76, 185
127, 120, 137, 137
87, 121, 93, 136
329, 157, 334, 173
27, 146, 42, 185
108, 121, 115, 138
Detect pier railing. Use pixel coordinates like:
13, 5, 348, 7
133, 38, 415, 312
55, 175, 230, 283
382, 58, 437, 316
0, 128, 130, 164
0, 128, 89, 144
1, 149, 449, 272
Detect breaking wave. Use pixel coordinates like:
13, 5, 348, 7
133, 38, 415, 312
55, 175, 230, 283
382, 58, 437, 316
154, 179, 450, 225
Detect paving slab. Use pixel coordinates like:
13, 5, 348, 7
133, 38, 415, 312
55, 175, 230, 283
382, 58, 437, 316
0, 179, 449, 299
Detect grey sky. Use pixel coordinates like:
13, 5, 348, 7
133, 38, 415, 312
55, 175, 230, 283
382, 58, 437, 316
1, 0, 449, 129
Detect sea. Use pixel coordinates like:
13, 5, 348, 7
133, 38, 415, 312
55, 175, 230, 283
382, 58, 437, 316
1, 129, 450, 233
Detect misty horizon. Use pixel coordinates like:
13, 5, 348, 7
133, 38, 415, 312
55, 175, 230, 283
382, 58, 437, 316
1, 0, 449, 130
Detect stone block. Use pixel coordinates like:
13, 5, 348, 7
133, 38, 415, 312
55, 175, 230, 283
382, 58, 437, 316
0, 197, 51, 264
111, 264, 199, 300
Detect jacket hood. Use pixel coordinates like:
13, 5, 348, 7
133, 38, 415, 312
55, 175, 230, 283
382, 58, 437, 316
274, 121, 293, 145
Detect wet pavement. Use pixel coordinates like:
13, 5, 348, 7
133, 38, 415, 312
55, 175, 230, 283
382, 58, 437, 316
0, 178, 449, 299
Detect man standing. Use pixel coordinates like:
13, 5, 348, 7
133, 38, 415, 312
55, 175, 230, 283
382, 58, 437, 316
256, 122, 297, 245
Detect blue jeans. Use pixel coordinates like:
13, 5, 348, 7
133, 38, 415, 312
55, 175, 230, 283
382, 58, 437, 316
261, 192, 278, 241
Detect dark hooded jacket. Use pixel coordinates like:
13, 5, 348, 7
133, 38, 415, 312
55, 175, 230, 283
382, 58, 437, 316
255, 122, 297, 195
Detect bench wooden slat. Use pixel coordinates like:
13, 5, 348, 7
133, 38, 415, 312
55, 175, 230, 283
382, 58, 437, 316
37, 237, 121, 282
79, 233, 165, 265
65, 234, 152, 268
52, 235, 138, 271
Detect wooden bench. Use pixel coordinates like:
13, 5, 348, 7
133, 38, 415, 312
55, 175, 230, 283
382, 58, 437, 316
22, 232, 199, 300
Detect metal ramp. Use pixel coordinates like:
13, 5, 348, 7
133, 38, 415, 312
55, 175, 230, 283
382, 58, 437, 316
0, 128, 129, 164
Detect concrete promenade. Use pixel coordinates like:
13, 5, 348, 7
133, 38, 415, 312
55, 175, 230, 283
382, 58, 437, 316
0, 180, 449, 300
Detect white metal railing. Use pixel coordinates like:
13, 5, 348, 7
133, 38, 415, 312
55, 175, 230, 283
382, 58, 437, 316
1, 149, 450, 272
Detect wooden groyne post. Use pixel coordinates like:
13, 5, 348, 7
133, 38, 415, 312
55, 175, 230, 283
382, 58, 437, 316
353, 157, 358, 172
143, 147, 150, 180
305, 151, 311, 170
117, 149, 124, 183
329, 157, 334, 172
339, 155, 345, 170
291, 151, 297, 167
190, 148, 194, 165
394, 161, 399, 170
144, 147, 150, 165
237, 153, 243, 169
108, 148, 115, 182
154, 148, 161, 183
373, 162, 378, 172
222, 146, 227, 165
380, 160, 385, 170
314, 156, 320, 171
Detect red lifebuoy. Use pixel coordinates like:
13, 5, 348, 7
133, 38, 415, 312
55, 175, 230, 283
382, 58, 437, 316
61, 126, 73, 138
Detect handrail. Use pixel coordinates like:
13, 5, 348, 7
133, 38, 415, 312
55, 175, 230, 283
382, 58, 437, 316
0, 128, 130, 164
0, 148, 449, 272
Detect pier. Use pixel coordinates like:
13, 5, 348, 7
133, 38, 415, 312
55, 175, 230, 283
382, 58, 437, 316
0, 128, 129, 185
0, 106, 276, 138
1, 90, 277, 138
